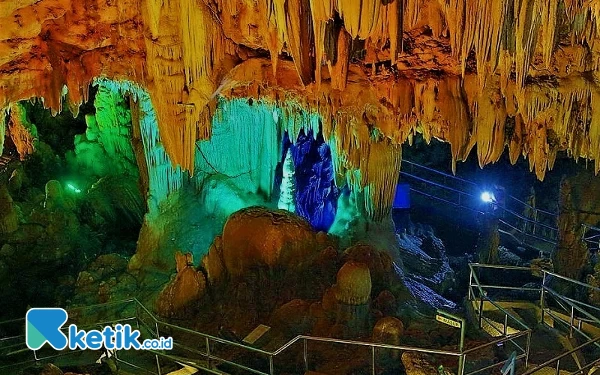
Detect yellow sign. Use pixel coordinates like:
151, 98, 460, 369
436, 314, 462, 328
243, 324, 271, 345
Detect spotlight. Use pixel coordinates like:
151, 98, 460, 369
480, 191, 495, 203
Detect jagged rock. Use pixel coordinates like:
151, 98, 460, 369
373, 290, 397, 316
321, 287, 338, 316
498, 246, 524, 266
0, 244, 15, 257
531, 258, 554, 277
40, 364, 64, 375
201, 235, 225, 286
157, 252, 206, 318
221, 207, 318, 278
587, 264, 600, 305
397, 231, 456, 294
44, 180, 66, 210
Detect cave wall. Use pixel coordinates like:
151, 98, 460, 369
4, 0, 600, 220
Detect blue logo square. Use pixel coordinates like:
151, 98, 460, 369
26, 308, 68, 350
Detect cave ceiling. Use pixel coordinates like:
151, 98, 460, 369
2, 0, 600, 184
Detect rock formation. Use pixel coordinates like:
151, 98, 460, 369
4, 0, 600, 221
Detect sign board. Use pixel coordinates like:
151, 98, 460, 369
501, 351, 517, 375
242, 324, 271, 345
436, 314, 462, 328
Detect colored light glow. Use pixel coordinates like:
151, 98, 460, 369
67, 183, 81, 193
480, 191, 495, 203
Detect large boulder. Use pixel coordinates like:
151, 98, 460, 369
221, 207, 318, 277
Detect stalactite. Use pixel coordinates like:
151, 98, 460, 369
0, 108, 5, 157
7, 102, 37, 160
97, 79, 184, 211
194, 98, 281, 198
8, 0, 600, 222
309, 0, 334, 86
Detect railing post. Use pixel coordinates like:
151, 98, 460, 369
269, 355, 274, 375
206, 337, 211, 369
526, 331, 531, 368
478, 297, 484, 329
468, 268, 473, 301
155, 321, 162, 375
303, 338, 308, 372
371, 346, 376, 375
555, 359, 560, 375
540, 273, 547, 324
569, 305, 575, 339
504, 313, 508, 336
135, 301, 140, 332
458, 354, 465, 375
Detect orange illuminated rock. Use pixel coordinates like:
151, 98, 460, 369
221, 207, 318, 278
3, 0, 600, 209
157, 251, 206, 318
201, 235, 226, 286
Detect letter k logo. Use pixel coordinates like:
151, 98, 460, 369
26, 308, 68, 350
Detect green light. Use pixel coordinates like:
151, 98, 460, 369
67, 183, 81, 194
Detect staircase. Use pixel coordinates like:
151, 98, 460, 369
468, 263, 600, 375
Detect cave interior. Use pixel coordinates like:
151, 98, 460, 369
1, 0, 600, 374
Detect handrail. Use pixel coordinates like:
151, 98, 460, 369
520, 336, 600, 375
400, 159, 561, 252
469, 262, 600, 375
498, 219, 557, 245
407, 186, 482, 213
469, 263, 532, 271
544, 270, 600, 292
400, 171, 477, 197
401, 159, 480, 189
468, 265, 530, 331
0, 297, 465, 375
461, 330, 531, 355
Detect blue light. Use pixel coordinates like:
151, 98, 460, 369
481, 191, 495, 203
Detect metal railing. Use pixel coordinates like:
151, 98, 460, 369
582, 223, 600, 252
520, 336, 600, 375
0, 296, 559, 375
2, 263, 599, 374
467, 264, 534, 374
468, 263, 600, 375
400, 160, 559, 248
0, 299, 468, 375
